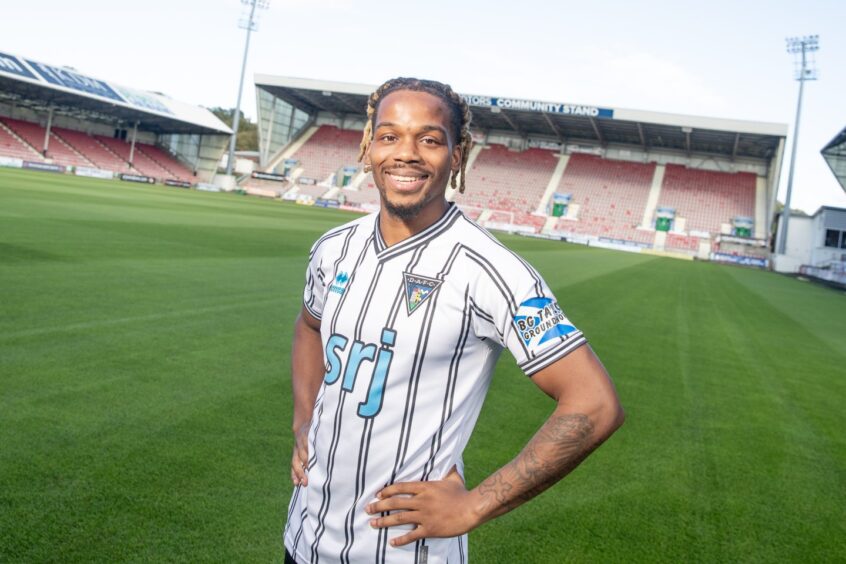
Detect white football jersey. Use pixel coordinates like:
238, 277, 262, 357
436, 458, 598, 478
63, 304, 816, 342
284, 204, 587, 564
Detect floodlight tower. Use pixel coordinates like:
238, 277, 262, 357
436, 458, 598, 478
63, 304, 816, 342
225, 0, 270, 177
776, 35, 819, 255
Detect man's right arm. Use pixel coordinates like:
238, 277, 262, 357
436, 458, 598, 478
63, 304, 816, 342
290, 306, 323, 487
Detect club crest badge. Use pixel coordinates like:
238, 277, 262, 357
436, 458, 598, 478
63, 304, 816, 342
513, 297, 576, 351
403, 272, 442, 315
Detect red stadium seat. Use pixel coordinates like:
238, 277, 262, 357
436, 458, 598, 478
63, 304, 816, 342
454, 144, 558, 232
659, 164, 756, 236
95, 136, 176, 180
0, 119, 43, 161
340, 174, 381, 206
291, 125, 363, 183
554, 154, 655, 243
52, 127, 128, 171
135, 144, 195, 182
0, 119, 194, 180
1, 117, 92, 167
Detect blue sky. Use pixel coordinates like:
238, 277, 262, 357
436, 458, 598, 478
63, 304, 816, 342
3, 0, 844, 212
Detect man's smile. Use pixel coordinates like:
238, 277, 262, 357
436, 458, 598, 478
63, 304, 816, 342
384, 170, 430, 192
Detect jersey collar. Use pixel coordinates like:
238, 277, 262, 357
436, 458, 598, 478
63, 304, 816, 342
374, 203, 461, 261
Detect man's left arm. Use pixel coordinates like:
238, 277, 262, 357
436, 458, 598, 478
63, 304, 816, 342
365, 344, 624, 547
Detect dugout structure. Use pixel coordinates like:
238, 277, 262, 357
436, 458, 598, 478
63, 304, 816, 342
0, 50, 231, 182
253, 75, 787, 262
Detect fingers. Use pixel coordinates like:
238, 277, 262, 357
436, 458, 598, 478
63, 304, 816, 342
377, 481, 425, 499
297, 442, 309, 469
291, 451, 308, 486
369, 509, 416, 527
388, 527, 425, 547
366, 494, 420, 515
367, 508, 425, 546
291, 423, 311, 486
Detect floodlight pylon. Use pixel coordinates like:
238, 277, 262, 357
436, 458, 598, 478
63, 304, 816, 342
776, 35, 819, 255
225, 0, 270, 177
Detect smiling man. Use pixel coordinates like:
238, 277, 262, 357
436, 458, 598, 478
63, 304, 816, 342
283, 78, 624, 564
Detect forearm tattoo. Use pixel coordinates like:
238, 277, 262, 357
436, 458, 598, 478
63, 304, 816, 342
477, 413, 595, 515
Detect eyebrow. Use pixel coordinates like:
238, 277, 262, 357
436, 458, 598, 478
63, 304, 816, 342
374, 122, 449, 136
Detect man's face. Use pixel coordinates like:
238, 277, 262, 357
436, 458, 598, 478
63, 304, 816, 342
365, 90, 461, 220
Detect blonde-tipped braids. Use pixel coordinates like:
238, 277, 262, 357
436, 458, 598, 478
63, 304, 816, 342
357, 77, 473, 193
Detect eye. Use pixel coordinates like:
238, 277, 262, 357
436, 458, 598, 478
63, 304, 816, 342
378, 133, 398, 143
420, 136, 442, 145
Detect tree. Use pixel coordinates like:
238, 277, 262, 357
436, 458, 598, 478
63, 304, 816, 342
209, 107, 258, 151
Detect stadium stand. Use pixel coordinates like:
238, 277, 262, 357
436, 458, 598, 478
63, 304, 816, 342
289, 125, 362, 183
461, 207, 482, 221
294, 183, 330, 199
1, 117, 91, 168
255, 122, 762, 253
241, 177, 290, 192
555, 154, 656, 242
249, 76, 786, 264
136, 144, 195, 182
0, 117, 196, 181
0, 120, 42, 161
666, 232, 701, 252
659, 165, 756, 235
1, 118, 48, 156
2, 118, 93, 168
52, 127, 128, 171
95, 136, 175, 179
339, 179, 381, 207
0, 50, 230, 184
456, 145, 557, 230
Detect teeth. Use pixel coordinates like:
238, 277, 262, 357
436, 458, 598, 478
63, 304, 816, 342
389, 173, 424, 182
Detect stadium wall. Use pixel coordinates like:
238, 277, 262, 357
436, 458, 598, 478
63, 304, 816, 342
773, 207, 846, 273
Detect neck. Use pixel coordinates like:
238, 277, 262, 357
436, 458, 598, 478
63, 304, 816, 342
378, 199, 449, 247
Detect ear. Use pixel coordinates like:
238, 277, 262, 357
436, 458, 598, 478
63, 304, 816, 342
450, 143, 462, 173
363, 146, 372, 169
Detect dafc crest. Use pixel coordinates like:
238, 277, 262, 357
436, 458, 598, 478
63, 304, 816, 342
402, 272, 442, 315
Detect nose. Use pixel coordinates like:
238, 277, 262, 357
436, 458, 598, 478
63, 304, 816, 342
393, 135, 421, 163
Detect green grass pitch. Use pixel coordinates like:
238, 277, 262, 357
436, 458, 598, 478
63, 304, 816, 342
1, 168, 844, 562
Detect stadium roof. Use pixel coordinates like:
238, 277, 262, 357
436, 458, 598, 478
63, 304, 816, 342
0, 50, 231, 135
255, 75, 787, 161
821, 126, 846, 192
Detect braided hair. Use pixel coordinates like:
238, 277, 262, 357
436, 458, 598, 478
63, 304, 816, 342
358, 77, 473, 193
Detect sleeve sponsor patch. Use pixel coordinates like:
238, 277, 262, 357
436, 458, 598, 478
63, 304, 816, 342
513, 297, 576, 351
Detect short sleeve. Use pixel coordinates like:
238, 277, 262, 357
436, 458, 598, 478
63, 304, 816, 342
471, 252, 587, 377
303, 241, 327, 320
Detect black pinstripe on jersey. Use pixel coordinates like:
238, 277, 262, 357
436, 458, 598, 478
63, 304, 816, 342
341, 247, 424, 563
311, 233, 376, 560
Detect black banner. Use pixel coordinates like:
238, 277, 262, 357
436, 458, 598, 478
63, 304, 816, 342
164, 179, 192, 188
251, 170, 287, 182
22, 161, 64, 173
119, 173, 155, 184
